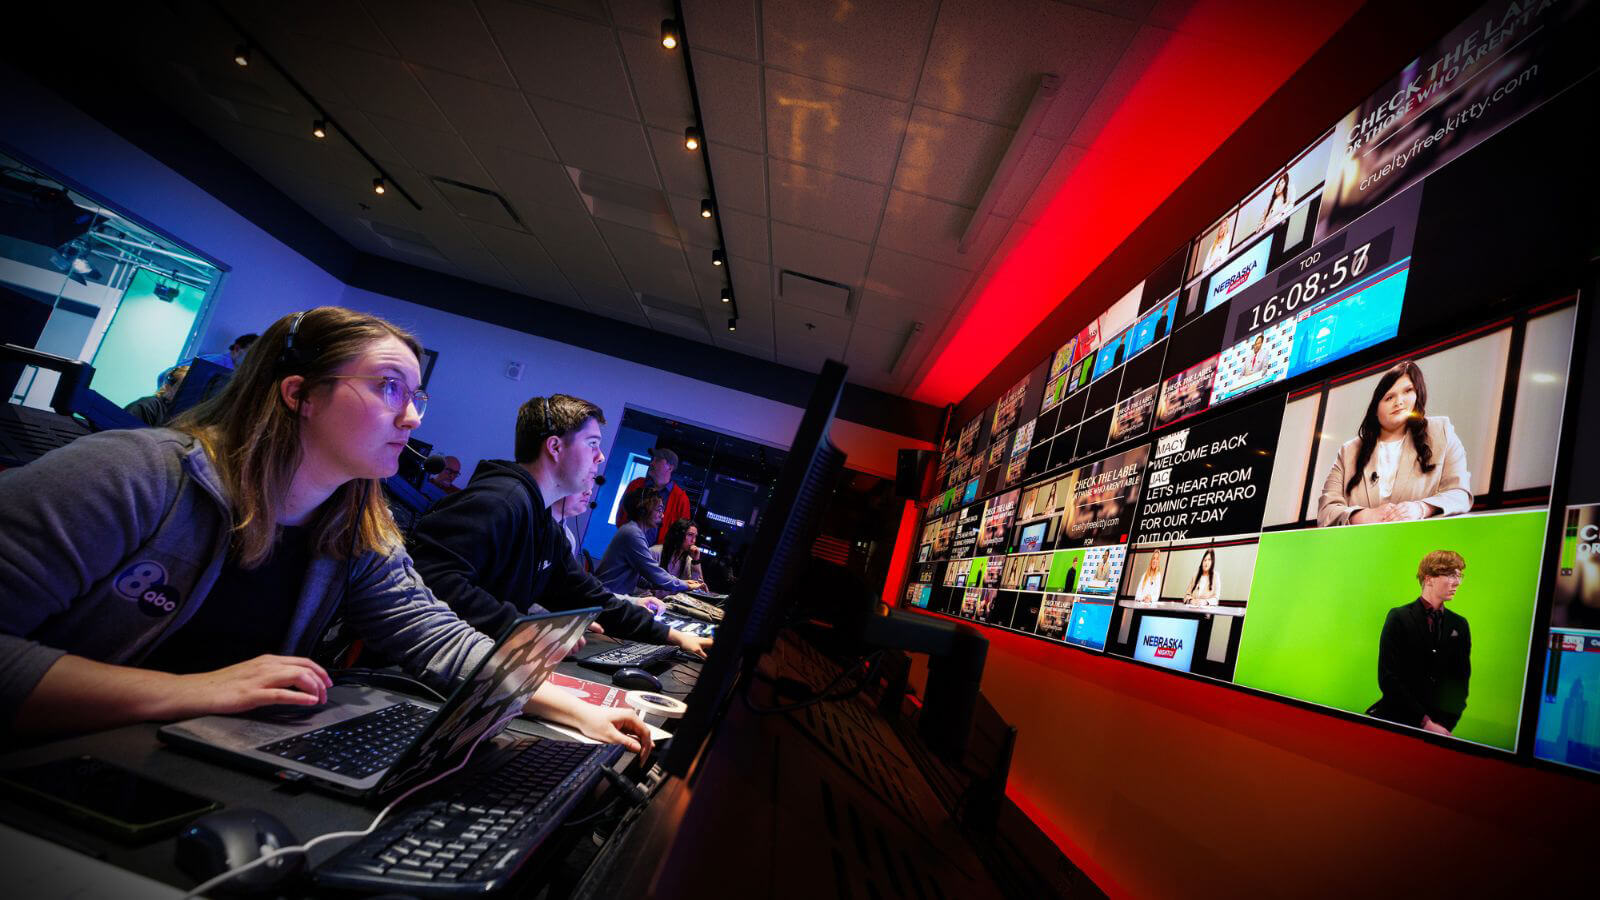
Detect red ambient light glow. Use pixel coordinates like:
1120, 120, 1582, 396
912, 0, 1364, 406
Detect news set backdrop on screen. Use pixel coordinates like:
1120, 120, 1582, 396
1234, 511, 1547, 750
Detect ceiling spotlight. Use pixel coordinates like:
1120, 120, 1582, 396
153, 281, 179, 301
311, 119, 327, 139
720, 288, 732, 303
699, 199, 714, 219
727, 318, 737, 332
233, 44, 250, 67
660, 19, 681, 49
683, 126, 701, 151
372, 177, 386, 195
712, 249, 725, 267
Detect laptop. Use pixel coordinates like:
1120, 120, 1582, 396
158, 608, 599, 801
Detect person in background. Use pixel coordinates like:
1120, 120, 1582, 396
616, 447, 690, 545
429, 455, 462, 495
651, 518, 704, 595
0, 307, 649, 751
228, 333, 259, 367
597, 487, 705, 597
1368, 550, 1472, 736
123, 364, 189, 426
1134, 550, 1164, 605
1184, 549, 1223, 606
556, 486, 595, 572
410, 395, 711, 658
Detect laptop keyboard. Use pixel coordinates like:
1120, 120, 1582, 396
577, 641, 676, 671
315, 738, 623, 894
257, 702, 432, 779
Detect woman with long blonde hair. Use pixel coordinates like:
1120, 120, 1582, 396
0, 307, 649, 752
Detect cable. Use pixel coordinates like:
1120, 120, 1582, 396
658, 664, 700, 695
332, 667, 448, 703
180, 707, 525, 899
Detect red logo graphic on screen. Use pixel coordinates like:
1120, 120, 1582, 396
1213, 261, 1257, 298
1143, 634, 1184, 659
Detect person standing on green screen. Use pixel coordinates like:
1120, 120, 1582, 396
1367, 550, 1472, 735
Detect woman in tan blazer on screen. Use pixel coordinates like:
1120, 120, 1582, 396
1318, 360, 1472, 527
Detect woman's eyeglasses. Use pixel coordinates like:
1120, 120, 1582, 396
327, 375, 429, 417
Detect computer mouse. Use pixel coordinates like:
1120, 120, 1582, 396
612, 667, 663, 692
175, 807, 304, 893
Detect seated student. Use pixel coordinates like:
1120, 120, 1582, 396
596, 488, 706, 597
556, 487, 596, 573
650, 518, 704, 595
410, 395, 711, 658
616, 447, 690, 545
0, 307, 649, 752
123, 364, 188, 425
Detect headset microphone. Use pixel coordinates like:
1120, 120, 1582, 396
593, 474, 607, 486
402, 442, 447, 475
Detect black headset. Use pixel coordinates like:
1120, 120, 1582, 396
541, 395, 555, 437
277, 311, 317, 373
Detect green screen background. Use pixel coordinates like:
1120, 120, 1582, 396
1234, 511, 1547, 750
1048, 549, 1085, 592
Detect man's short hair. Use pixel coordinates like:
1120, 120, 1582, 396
1417, 550, 1466, 584
623, 485, 664, 521
651, 447, 679, 468
514, 393, 606, 463
231, 333, 259, 350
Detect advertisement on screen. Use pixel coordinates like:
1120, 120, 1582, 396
1065, 600, 1115, 651
1155, 355, 1220, 429
1134, 398, 1284, 542
1555, 504, 1600, 629
1092, 331, 1127, 382
1128, 293, 1179, 359
1533, 629, 1600, 775
1078, 545, 1127, 596
993, 376, 1030, 432
1316, 0, 1591, 238
1035, 595, 1073, 640
1134, 616, 1200, 672
980, 489, 1020, 551
1065, 445, 1151, 545
1234, 510, 1547, 750
1210, 319, 1294, 406
1109, 385, 1157, 446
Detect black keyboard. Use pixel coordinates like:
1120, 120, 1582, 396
315, 738, 623, 894
258, 702, 432, 778
576, 641, 676, 671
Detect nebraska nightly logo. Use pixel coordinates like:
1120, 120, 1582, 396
1143, 633, 1184, 659
1211, 260, 1258, 301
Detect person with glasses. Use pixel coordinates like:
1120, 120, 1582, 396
1366, 550, 1472, 737
429, 455, 463, 495
0, 306, 651, 754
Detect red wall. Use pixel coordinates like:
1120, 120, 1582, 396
908, 611, 1598, 898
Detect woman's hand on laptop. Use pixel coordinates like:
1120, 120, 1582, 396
177, 654, 333, 716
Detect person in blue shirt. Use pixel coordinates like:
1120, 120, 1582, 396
595, 487, 705, 597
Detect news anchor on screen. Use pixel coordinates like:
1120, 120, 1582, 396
1317, 361, 1472, 527
1134, 551, 1164, 604
1182, 549, 1222, 606
1367, 550, 1472, 735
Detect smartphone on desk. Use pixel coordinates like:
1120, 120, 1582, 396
0, 755, 220, 841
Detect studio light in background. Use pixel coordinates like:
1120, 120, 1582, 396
311, 119, 326, 139
153, 281, 180, 302
683, 126, 701, 151
233, 44, 250, 66
660, 19, 680, 49
699, 199, 714, 219
372, 177, 386, 195
720, 288, 732, 303
727, 318, 737, 332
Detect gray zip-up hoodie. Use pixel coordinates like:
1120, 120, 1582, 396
0, 428, 492, 726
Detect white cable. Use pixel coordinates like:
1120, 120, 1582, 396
181, 709, 525, 899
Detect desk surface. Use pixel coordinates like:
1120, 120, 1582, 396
0, 656, 697, 897
1117, 599, 1247, 616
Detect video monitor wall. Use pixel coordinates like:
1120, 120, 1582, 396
906, 0, 1600, 774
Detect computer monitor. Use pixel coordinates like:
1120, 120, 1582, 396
662, 360, 848, 776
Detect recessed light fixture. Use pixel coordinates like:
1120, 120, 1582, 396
233, 44, 250, 67
660, 19, 680, 49
712, 249, 725, 267
683, 126, 702, 151
311, 119, 327, 139
700, 199, 714, 219
373, 177, 386, 195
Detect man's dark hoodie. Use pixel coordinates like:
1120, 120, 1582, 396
410, 459, 669, 644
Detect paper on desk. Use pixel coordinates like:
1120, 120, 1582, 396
544, 672, 672, 744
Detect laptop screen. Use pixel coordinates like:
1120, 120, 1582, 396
377, 608, 599, 799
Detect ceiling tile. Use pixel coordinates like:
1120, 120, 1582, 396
864, 246, 972, 308
366, 113, 492, 185
474, 145, 593, 235
844, 321, 922, 388
605, 0, 673, 33
463, 220, 579, 303
917, 0, 1136, 126
619, 31, 697, 131
773, 303, 850, 371
682, 0, 760, 60
225, 0, 395, 57
762, 0, 938, 100
650, 129, 711, 196
316, 106, 404, 166
1018, 144, 1087, 224
411, 64, 557, 159
372, 0, 516, 87
854, 289, 949, 334
595, 221, 699, 302
706, 142, 767, 217
727, 257, 775, 306
1062, 25, 1178, 146
768, 160, 886, 245
876, 191, 1003, 270
893, 106, 1014, 207
478, 0, 638, 119
304, 40, 452, 131
692, 51, 766, 154
770, 222, 870, 290
989, 134, 1059, 219
527, 98, 660, 188
1074, 0, 1160, 18
718, 206, 771, 265
765, 70, 907, 185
